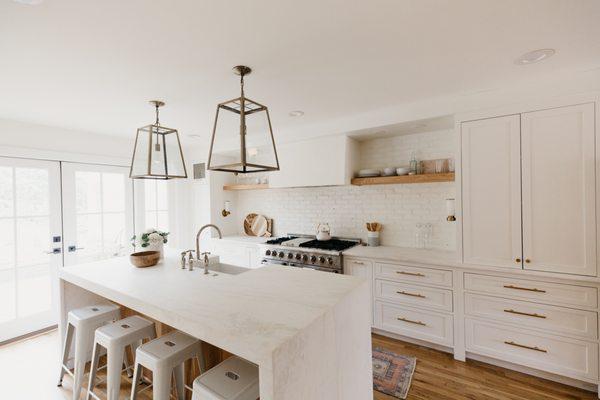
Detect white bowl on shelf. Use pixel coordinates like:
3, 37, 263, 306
382, 167, 396, 176
396, 167, 410, 176
357, 169, 381, 177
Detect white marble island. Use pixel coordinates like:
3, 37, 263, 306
58, 253, 372, 400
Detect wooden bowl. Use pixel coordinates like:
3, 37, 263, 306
130, 251, 160, 268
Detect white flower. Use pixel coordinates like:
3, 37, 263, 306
144, 228, 155, 234
148, 232, 162, 243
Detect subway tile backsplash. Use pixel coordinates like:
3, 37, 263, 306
236, 130, 456, 251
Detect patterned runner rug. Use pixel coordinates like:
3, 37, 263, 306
373, 347, 416, 399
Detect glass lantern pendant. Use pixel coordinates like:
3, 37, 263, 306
129, 100, 188, 180
207, 65, 280, 174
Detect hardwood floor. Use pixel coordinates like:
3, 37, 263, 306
0, 330, 596, 399
373, 333, 597, 400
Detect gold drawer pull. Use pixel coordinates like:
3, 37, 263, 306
504, 309, 547, 319
396, 290, 426, 298
397, 317, 426, 326
503, 284, 546, 293
504, 341, 547, 353
396, 271, 425, 277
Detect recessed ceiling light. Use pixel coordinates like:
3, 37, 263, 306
12, 0, 44, 4
515, 49, 556, 65
289, 110, 304, 117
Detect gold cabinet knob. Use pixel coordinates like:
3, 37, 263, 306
525, 259, 531, 263
515, 258, 521, 263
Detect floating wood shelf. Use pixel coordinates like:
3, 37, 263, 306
223, 183, 269, 191
351, 172, 455, 186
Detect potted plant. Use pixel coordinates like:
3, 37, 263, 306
131, 229, 169, 260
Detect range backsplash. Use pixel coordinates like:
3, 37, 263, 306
235, 130, 457, 251
236, 182, 456, 250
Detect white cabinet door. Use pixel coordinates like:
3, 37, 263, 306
521, 103, 596, 276
345, 258, 373, 325
209, 240, 262, 268
461, 115, 522, 269
209, 240, 248, 267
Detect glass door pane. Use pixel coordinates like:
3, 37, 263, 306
62, 163, 134, 266
0, 157, 62, 343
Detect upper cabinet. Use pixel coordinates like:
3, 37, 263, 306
269, 135, 358, 188
462, 115, 522, 269
461, 103, 597, 276
521, 104, 596, 276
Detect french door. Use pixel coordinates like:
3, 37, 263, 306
0, 157, 62, 342
61, 163, 134, 266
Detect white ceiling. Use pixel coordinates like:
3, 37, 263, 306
1, 0, 600, 143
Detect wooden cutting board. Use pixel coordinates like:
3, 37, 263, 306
244, 213, 272, 237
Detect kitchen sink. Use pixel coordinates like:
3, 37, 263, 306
209, 263, 250, 275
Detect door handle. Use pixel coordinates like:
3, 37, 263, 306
68, 246, 85, 252
45, 248, 61, 254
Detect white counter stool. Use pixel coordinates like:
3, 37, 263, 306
58, 304, 121, 400
87, 315, 156, 400
192, 356, 259, 400
131, 330, 204, 400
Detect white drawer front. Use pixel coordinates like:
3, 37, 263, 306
465, 293, 598, 340
345, 258, 373, 273
464, 273, 598, 308
465, 319, 599, 382
375, 263, 452, 287
376, 279, 453, 312
374, 301, 453, 346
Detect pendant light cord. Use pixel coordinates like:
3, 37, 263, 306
240, 72, 245, 97
154, 102, 160, 149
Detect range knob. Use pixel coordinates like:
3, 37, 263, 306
318, 256, 325, 263
295, 253, 302, 260
265, 250, 271, 256
278, 251, 285, 258
301, 254, 308, 262
287, 253, 294, 259
327, 257, 334, 265
310, 255, 317, 263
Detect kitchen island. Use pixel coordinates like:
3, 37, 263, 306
58, 252, 372, 400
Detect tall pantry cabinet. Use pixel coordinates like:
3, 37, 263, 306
461, 103, 597, 276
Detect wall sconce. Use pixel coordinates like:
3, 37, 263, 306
222, 201, 231, 217
446, 198, 456, 222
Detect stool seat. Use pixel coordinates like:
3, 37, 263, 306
68, 304, 121, 326
136, 330, 199, 366
192, 356, 259, 400
94, 315, 155, 347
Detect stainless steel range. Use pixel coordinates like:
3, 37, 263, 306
259, 234, 361, 273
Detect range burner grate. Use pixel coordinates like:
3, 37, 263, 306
298, 239, 358, 251
265, 236, 297, 245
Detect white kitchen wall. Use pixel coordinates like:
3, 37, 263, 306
235, 129, 456, 250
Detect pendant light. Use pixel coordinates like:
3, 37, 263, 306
129, 100, 188, 180
207, 65, 280, 174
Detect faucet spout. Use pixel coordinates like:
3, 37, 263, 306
195, 224, 223, 260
